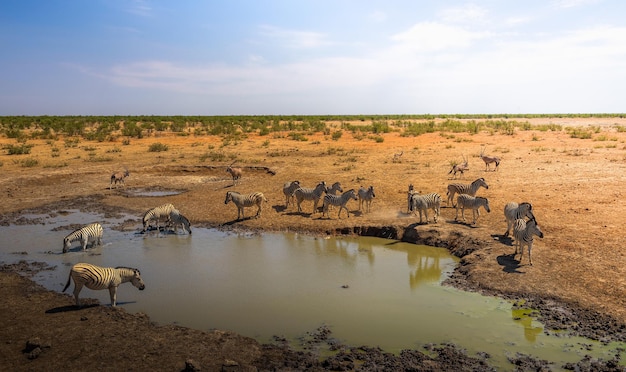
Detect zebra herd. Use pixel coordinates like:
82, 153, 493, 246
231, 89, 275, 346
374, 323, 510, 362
60, 203, 192, 306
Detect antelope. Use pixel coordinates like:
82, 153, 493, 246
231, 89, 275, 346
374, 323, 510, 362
110, 169, 130, 189
480, 146, 501, 171
392, 150, 404, 163
448, 156, 469, 179
226, 162, 243, 186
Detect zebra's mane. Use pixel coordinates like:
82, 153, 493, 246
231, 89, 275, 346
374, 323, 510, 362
115, 266, 140, 274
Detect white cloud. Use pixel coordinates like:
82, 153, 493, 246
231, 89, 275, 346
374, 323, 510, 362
258, 25, 332, 49
391, 22, 489, 52
552, 0, 600, 9
368, 10, 388, 23
126, 0, 153, 17
439, 3, 488, 24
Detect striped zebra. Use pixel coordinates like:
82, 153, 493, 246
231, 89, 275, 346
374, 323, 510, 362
503, 202, 535, 237
357, 185, 376, 213
282, 180, 301, 208
63, 222, 103, 253
142, 203, 177, 232
513, 217, 544, 266
224, 191, 268, 220
455, 194, 490, 225
322, 189, 358, 219
168, 210, 191, 234
326, 182, 343, 195
62, 263, 145, 307
409, 192, 442, 224
292, 181, 327, 214
446, 177, 489, 207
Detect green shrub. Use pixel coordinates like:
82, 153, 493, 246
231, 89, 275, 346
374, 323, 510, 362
5, 143, 33, 155
148, 142, 168, 152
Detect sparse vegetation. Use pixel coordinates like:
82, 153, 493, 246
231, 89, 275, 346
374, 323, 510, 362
148, 142, 169, 152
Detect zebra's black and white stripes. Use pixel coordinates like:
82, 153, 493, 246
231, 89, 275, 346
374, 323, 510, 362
142, 203, 177, 232
322, 189, 358, 218
168, 210, 192, 234
292, 181, 327, 214
513, 218, 544, 265
446, 178, 489, 206
63, 222, 103, 253
357, 185, 376, 213
62, 263, 145, 307
282, 180, 301, 208
225, 191, 268, 220
503, 202, 535, 237
409, 192, 442, 224
454, 194, 490, 225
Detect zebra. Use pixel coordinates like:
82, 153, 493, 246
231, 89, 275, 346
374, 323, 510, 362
282, 180, 301, 208
322, 189, 358, 219
224, 191, 268, 220
142, 203, 177, 232
63, 222, 103, 253
326, 181, 343, 195
446, 177, 489, 207
455, 194, 490, 225
110, 169, 130, 189
168, 209, 192, 234
292, 181, 327, 214
226, 165, 243, 186
409, 192, 442, 224
62, 263, 145, 307
358, 185, 376, 213
513, 217, 544, 265
503, 202, 535, 237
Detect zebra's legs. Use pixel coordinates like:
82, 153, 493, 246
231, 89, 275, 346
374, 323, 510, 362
109, 286, 118, 307
72, 283, 84, 307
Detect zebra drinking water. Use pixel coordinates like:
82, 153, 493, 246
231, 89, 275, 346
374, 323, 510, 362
142, 203, 177, 232
455, 194, 490, 225
63, 263, 145, 307
322, 189, 358, 219
292, 181, 327, 214
282, 180, 301, 208
446, 177, 489, 207
409, 192, 441, 224
503, 202, 535, 237
357, 185, 376, 213
168, 210, 192, 234
224, 191, 268, 220
513, 217, 544, 265
62, 222, 103, 253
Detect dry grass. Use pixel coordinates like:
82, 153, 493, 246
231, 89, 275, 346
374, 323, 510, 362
1, 117, 626, 324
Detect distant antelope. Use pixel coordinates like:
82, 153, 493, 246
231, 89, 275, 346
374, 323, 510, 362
448, 155, 469, 179
480, 146, 501, 171
392, 150, 404, 163
110, 169, 130, 189
226, 162, 243, 186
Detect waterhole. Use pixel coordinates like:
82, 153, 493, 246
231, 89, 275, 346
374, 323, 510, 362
0, 210, 623, 370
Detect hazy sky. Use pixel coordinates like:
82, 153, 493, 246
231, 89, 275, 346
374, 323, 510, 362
1, 0, 625, 115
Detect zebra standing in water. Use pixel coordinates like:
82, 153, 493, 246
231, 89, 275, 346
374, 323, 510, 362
168, 209, 192, 234
409, 191, 442, 224
322, 189, 358, 219
513, 217, 544, 265
503, 202, 535, 237
446, 177, 489, 207
63, 222, 103, 253
282, 180, 301, 208
292, 181, 327, 214
224, 191, 268, 220
455, 194, 490, 225
142, 203, 177, 232
358, 185, 376, 213
63, 263, 145, 307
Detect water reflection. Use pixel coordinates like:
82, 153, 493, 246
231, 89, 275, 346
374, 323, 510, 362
512, 308, 543, 342
385, 243, 451, 289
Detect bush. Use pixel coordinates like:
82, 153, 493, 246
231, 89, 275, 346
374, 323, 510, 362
148, 143, 168, 152
5, 143, 33, 155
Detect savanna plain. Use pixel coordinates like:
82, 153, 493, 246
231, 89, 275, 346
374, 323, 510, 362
1, 115, 625, 371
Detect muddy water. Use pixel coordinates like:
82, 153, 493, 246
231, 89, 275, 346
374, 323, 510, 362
0, 210, 624, 370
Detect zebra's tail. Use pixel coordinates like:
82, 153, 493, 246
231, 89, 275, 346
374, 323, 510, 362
62, 271, 72, 292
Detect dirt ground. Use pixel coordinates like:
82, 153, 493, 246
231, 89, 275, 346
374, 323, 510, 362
1, 116, 626, 371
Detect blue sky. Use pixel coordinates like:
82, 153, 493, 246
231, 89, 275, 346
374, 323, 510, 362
1, 0, 625, 115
